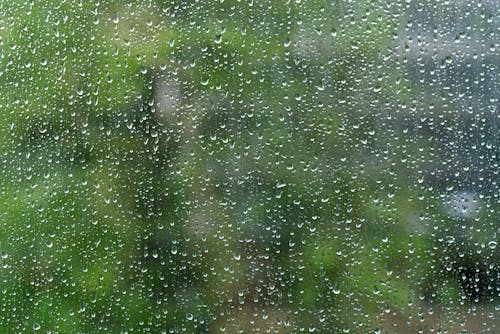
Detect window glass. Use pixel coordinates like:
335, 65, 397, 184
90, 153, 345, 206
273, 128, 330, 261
0, 1, 497, 332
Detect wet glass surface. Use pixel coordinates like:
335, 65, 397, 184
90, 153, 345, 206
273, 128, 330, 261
0, 1, 498, 333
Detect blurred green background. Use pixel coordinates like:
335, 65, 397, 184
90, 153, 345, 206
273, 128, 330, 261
0, 0, 498, 333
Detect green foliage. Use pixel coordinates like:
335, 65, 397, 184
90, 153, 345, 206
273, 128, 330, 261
0, 0, 497, 333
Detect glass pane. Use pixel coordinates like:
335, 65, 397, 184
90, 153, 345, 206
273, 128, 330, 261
1, 0, 497, 332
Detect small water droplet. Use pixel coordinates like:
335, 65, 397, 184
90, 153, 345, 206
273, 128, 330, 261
171, 246, 178, 255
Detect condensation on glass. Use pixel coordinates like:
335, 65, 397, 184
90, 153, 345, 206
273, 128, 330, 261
0, 1, 497, 333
